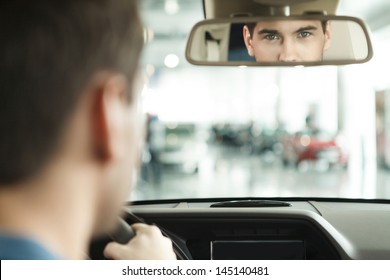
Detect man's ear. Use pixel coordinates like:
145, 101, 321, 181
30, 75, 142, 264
243, 25, 255, 57
91, 73, 128, 163
323, 21, 331, 51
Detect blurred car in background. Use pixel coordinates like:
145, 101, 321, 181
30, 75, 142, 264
211, 123, 252, 147
282, 129, 348, 169
251, 126, 287, 156
159, 123, 207, 173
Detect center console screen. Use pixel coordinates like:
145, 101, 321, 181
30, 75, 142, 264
211, 240, 305, 260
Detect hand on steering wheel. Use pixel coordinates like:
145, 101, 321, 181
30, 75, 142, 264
103, 214, 187, 260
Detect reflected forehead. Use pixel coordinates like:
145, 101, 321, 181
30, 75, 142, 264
254, 20, 322, 33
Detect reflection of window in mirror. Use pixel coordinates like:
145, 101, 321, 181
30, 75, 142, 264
241, 20, 331, 62
228, 23, 256, 62
323, 21, 368, 61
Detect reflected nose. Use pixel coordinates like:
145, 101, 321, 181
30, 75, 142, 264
278, 40, 298, 62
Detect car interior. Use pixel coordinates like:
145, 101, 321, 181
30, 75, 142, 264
89, 0, 390, 260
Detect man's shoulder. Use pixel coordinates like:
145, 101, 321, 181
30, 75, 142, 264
0, 233, 59, 260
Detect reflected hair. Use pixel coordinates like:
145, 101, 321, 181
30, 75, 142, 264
0, 0, 144, 184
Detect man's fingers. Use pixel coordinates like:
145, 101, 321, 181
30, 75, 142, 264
104, 241, 132, 260
130, 223, 149, 232
131, 223, 162, 235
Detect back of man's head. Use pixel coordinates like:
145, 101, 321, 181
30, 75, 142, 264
0, 0, 143, 185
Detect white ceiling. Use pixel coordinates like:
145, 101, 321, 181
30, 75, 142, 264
339, 0, 390, 30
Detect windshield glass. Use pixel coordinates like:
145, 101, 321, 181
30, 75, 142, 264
134, 0, 390, 201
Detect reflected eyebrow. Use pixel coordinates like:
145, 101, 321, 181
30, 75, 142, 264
295, 25, 318, 33
257, 25, 319, 36
257, 29, 279, 35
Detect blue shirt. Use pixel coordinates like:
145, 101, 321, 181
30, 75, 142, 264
0, 233, 59, 260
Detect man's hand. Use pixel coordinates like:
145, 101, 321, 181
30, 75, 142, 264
103, 223, 177, 260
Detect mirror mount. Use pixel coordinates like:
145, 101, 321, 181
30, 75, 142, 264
269, 6, 290, 16
303, 11, 327, 15
252, 0, 320, 16
203, 0, 339, 19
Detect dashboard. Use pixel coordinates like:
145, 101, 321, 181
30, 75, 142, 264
90, 199, 390, 260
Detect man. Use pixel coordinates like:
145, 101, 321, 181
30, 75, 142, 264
0, 0, 176, 260
243, 20, 331, 62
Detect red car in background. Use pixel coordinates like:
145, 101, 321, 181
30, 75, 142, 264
282, 129, 348, 169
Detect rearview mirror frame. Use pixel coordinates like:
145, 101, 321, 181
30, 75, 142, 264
185, 15, 374, 66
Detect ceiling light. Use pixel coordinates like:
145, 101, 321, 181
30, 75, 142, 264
165, 0, 179, 15
164, 54, 180, 68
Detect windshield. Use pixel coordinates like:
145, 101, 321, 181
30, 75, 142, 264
134, 0, 390, 201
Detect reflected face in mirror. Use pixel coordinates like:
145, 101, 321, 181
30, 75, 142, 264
243, 20, 331, 62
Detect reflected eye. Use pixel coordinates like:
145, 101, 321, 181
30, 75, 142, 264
263, 34, 280, 41
298, 31, 311, 38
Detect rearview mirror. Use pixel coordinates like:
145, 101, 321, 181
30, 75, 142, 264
185, 16, 373, 66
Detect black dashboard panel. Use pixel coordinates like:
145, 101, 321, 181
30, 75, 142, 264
127, 213, 341, 260
89, 199, 390, 260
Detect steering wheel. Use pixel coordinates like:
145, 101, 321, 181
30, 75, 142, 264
88, 212, 188, 260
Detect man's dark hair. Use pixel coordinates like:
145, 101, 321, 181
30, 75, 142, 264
246, 20, 328, 37
0, 0, 144, 184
